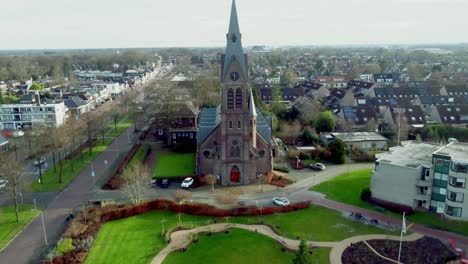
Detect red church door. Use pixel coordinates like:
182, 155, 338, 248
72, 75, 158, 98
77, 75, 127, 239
230, 166, 240, 183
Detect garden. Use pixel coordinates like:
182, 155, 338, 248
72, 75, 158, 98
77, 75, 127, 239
310, 169, 468, 237
47, 198, 405, 264
342, 237, 458, 263
152, 151, 195, 179
0, 205, 40, 250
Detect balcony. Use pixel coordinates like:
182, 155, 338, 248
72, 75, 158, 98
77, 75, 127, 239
414, 192, 430, 201
417, 179, 431, 187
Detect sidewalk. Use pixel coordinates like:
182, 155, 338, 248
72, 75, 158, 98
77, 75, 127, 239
0, 125, 135, 264
292, 191, 468, 248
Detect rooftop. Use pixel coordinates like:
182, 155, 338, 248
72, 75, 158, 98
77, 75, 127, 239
434, 142, 468, 162
328, 132, 388, 142
376, 141, 443, 168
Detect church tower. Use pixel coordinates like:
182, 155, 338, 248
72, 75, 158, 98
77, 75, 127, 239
219, 0, 257, 185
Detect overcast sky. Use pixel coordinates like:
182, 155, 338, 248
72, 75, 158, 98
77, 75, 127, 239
1, 0, 467, 50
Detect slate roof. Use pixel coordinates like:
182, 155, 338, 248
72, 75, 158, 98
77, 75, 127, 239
341, 105, 377, 125
196, 106, 272, 144
445, 84, 468, 96
390, 106, 426, 125
347, 80, 374, 89
64, 96, 87, 109
295, 81, 323, 91
329, 88, 346, 99
373, 73, 394, 80
197, 106, 221, 144
256, 109, 272, 143
435, 105, 468, 125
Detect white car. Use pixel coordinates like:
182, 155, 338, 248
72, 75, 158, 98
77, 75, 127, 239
309, 163, 326, 171
272, 197, 290, 206
180, 177, 194, 188
0, 179, 8, 189
34, 157, 47, 166
12, 130, 24, 137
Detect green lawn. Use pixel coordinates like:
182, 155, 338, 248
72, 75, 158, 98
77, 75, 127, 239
163, 228, 295, 264
31, 138, 114, 192
31, 117, 133, 192
107, 118, 133, 138
0, 205, 40, 250
153, 151, 195, 178
85, 211, 211, 264
310, 169, 373, 210
311, 169, 468, 237
85, 205, 397, 264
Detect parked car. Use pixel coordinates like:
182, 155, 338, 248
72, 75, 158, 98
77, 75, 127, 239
180, 177, 194, 188
160, 179, 170, 188
34, 157, 46, 166
272, 197, 290, 206
309, 163, 326, 171
238, 200, 247, 206
12, 130, 24, 137
0, 179, 8, 189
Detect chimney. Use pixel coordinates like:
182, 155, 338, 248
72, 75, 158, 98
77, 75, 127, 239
34, 91, 41, 106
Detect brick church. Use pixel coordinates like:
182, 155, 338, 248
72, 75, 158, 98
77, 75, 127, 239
196, 0, 275, 186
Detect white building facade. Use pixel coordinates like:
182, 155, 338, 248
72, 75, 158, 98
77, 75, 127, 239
0, 102, 67, 130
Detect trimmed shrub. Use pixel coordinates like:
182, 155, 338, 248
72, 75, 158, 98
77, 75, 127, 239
368, 197, 414, 215
360, 188, 371, 202
273, 165, 290, 173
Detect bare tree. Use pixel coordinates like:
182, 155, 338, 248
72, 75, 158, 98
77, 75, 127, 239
293, 97, 322, 125
280, 121, 302, 145
122, 162, 151, 204
0, 153, 26, 222
215, 191, 238, 208
203, 174, 217, 192
171, 190, 192, 202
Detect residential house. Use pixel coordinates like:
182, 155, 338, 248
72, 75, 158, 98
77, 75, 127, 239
295, 81, 329, 99
347, 80, 375, 97
373, 73, 396, 84
430, 105, 468, 127
64, 96, 91, 119
338, 105, 378, 131
314, 75, 347, 89
441, 85, 468, 97
360, 74, 374, 82
383, 106, 426, 130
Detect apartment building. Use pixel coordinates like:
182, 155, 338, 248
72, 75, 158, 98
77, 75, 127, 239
371, 141, 468, 220
0, 102, 67, 130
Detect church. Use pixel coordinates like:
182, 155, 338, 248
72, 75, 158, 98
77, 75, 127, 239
196, 0, 276, 186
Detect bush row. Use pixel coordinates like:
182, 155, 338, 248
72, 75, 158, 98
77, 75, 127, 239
368, 197, 414, 215
102, 143, 142, 190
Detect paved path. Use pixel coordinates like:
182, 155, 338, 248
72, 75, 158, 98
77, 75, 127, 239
150, 223, 423, 264
0, 126, 135, 264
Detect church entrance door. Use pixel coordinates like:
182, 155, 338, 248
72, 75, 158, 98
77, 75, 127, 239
230, 166, 240, 183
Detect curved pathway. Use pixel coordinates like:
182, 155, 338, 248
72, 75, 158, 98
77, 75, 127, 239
150, 223, 423, 264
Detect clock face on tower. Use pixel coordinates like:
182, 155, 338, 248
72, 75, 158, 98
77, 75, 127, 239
230, 72, 240, 81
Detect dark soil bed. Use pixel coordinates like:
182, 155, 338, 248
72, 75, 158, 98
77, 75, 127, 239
342, 237, 458, 264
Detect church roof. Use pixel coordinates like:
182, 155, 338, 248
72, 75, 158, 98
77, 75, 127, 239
196, 106, 272, 145
256, 109, 272, 143
222, 0, 248, 79
197, 106, 221, 144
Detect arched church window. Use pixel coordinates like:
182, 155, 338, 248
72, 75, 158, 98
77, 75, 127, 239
228, 120, 233, 129
236, 88, 242, 109
227, 88, 234, 109
230, 147, 236, 157
237, 120, 241, 129
231, 34, 237, 43
203, 150, 211, 159
235, 146, 240, 157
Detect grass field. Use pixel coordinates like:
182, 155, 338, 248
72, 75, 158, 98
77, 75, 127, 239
311, 169, 468, 237
152, 151, 195, 178
0, 205, 40, 250
163, 228, 295, 264
310, 169, 373, 210
31, 118, 133, 192
85, 204, 397, 264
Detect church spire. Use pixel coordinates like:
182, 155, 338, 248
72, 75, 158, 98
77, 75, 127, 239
222, 0, 247, 79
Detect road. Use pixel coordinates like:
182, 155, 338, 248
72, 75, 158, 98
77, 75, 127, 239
0, 125, 136, 264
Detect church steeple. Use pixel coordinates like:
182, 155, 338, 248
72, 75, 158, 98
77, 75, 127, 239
222, 0, 247, 80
